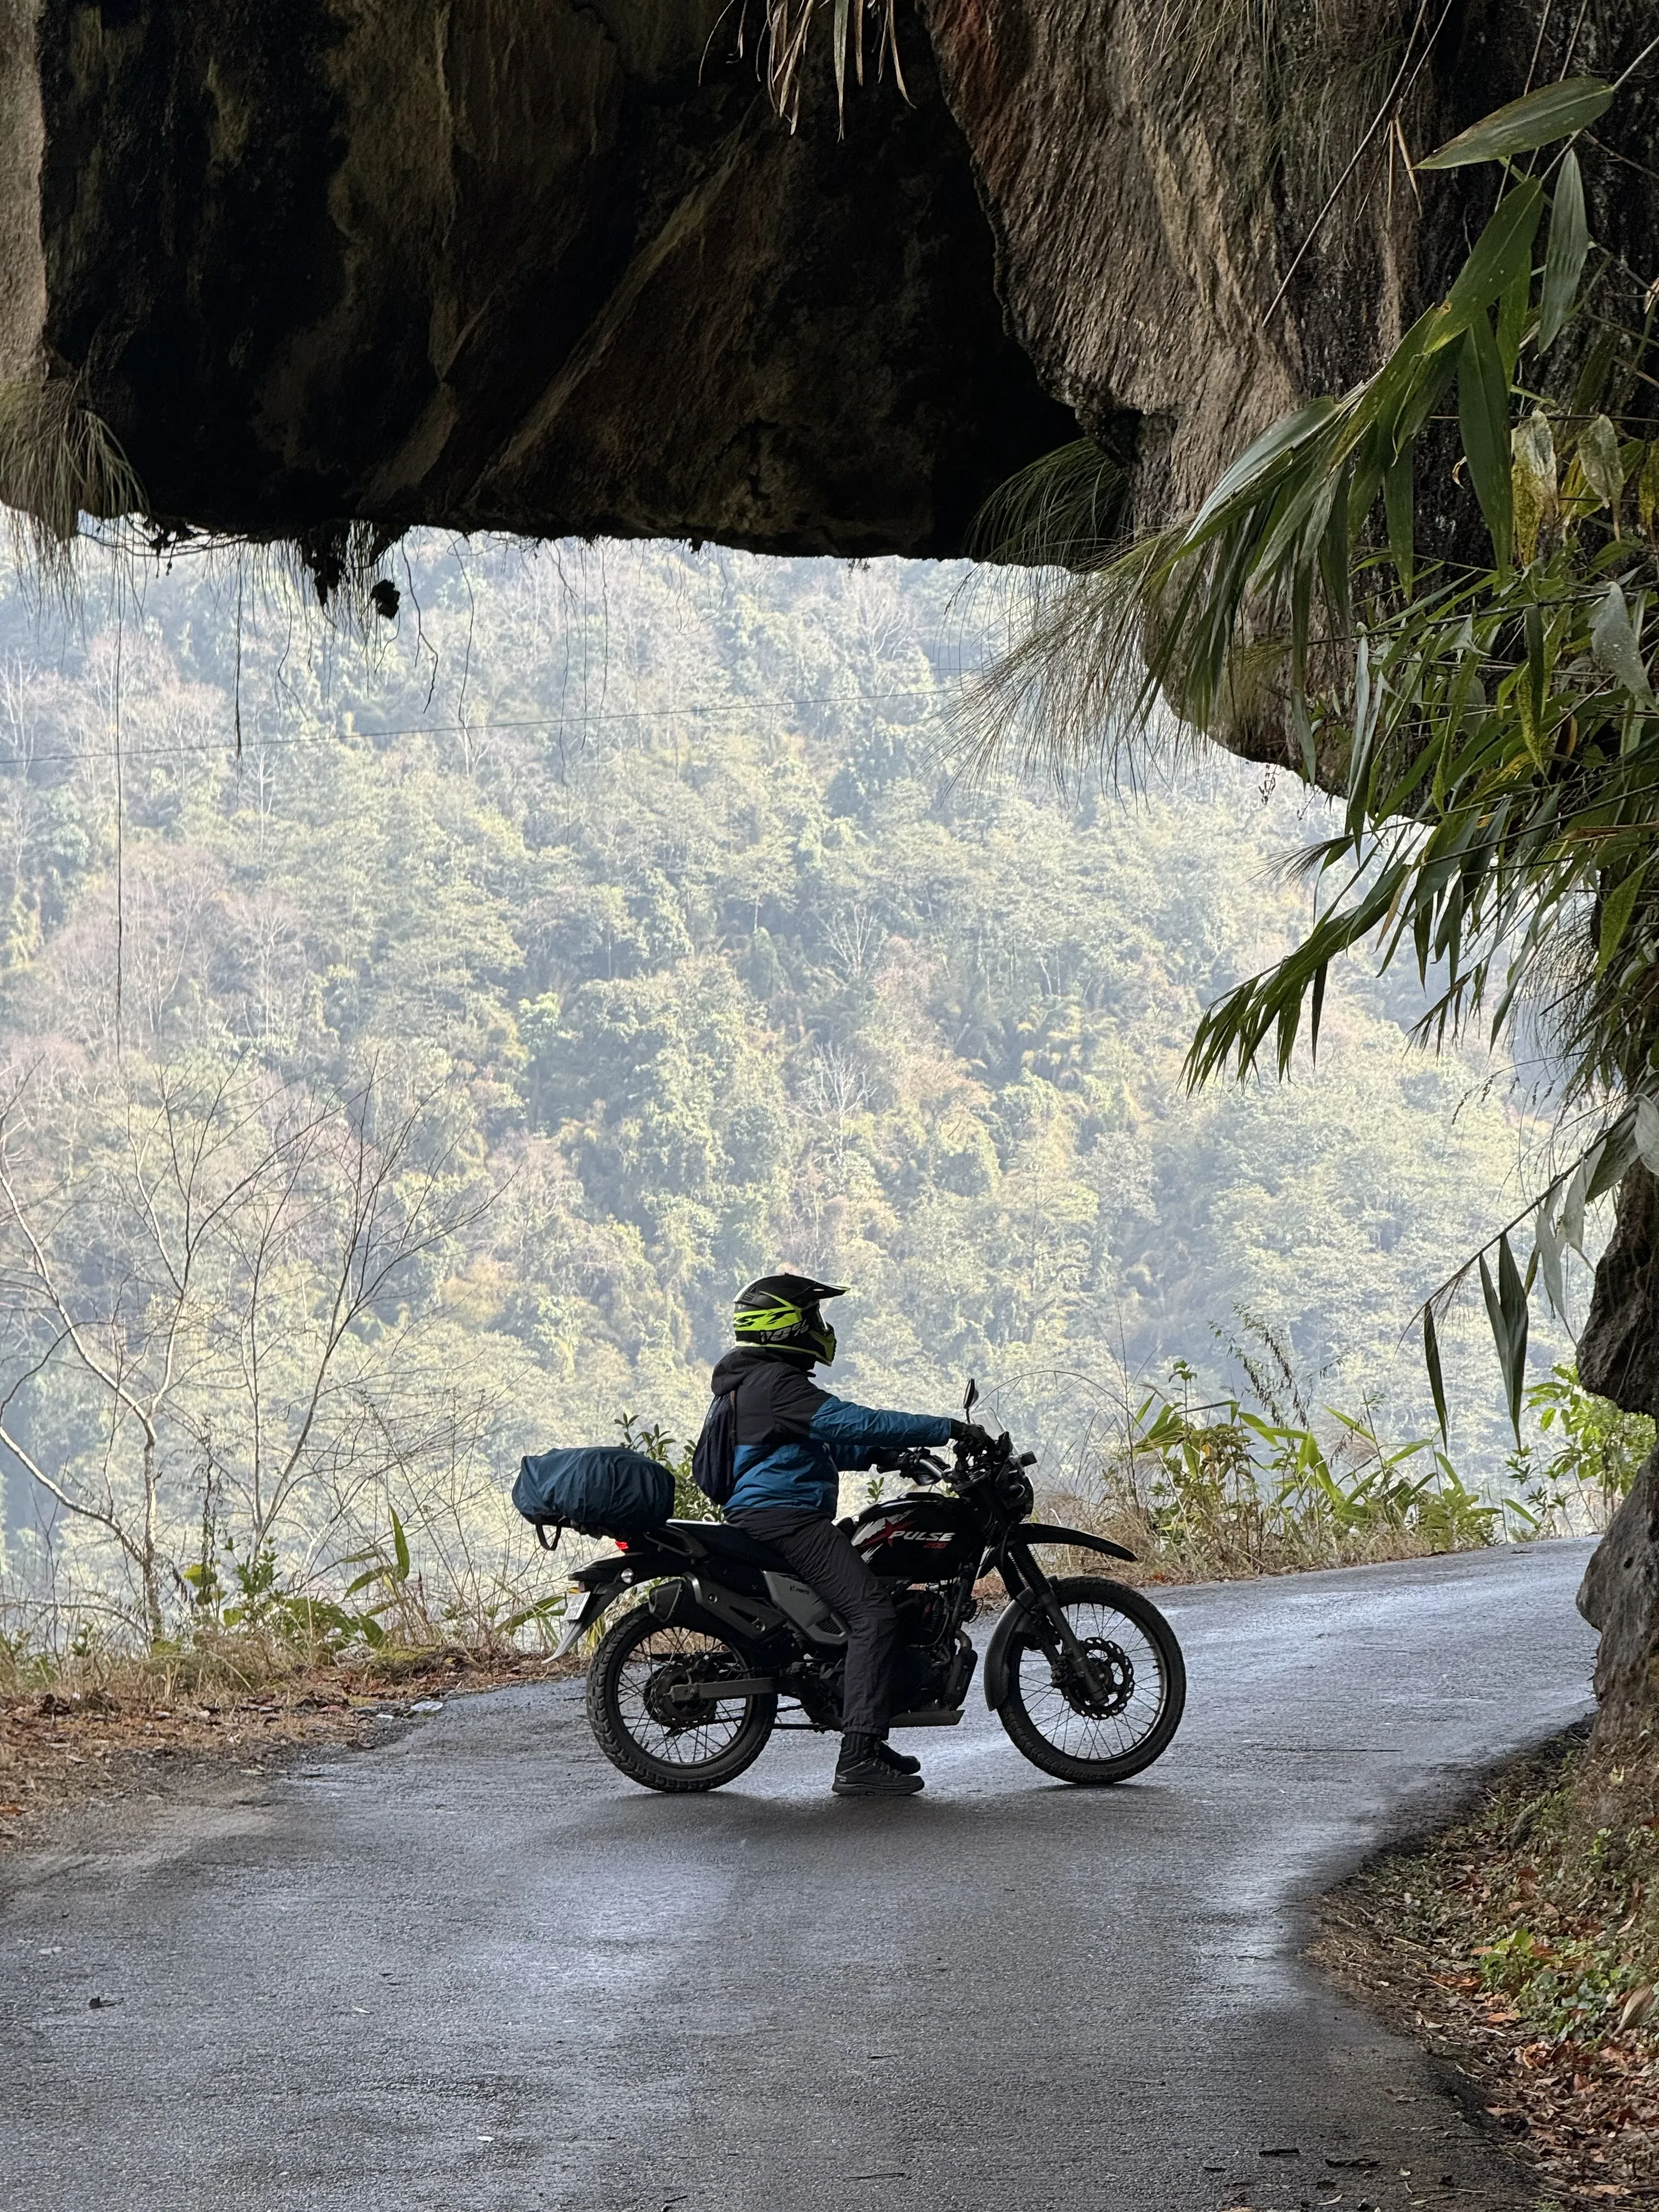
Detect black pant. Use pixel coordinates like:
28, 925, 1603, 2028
729, 1507, 896, 1738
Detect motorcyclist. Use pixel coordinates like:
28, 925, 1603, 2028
707, 1272, 986, 1798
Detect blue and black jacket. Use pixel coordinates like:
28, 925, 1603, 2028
711, 1345, 952, 1517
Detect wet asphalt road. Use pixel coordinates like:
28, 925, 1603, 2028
2, 1541, 1598, 2212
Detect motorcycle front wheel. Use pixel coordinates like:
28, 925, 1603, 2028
997, 1575, 1186, 1785
586, 1608, 777, 1792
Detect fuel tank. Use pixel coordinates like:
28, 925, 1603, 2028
849, 1491, 981, 1581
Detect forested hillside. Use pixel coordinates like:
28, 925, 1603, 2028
0, 536, 1562, 1634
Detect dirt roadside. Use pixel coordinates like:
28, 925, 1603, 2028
1316, 1726, 1659, 2210
0, 1650, 580, 1848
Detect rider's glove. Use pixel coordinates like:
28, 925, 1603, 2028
951, 1419, 992, 1449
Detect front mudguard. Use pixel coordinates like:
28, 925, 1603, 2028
1019, 1522, 1137, 1564
984, 1525, 1138, 1708
984, 1589, 1043, 1711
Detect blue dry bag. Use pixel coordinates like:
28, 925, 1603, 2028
512, 1447, 673, 1542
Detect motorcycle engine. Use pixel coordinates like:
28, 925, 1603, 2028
894, 1585, 951, 1649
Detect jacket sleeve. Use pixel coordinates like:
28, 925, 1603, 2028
808, 1396, 953, 1471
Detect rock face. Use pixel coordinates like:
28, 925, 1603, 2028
1577, 1170, 1659, 1741
3, 4, 1655, 561
922, 0, 1659, 520
0, 1, 1073, 556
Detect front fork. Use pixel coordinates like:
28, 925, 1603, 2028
995, 1540, 1113, 1709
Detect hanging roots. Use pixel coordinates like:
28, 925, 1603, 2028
0, 376, 143, 594
742, 0, 907, 133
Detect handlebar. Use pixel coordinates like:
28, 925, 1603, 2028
892, 1438, 1037, 1489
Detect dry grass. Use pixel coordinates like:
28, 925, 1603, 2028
1034, 1481, 1497, 1588
1317, 1733, 1659, 2209
0, 1632, 579, 1847
755, 0, 905, 132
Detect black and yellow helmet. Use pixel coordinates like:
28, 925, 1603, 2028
733, 1272, 847, 1365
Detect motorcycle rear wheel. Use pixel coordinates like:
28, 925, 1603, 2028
997, 1575, 1185, 1785
586, 1608, 777, 1792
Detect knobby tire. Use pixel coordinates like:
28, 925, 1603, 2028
997, 1574, 1186, 1785
586, 1606, 777, 1793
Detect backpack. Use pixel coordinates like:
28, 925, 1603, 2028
512, 1447, 673, 1544
691, 1387, 738, 1505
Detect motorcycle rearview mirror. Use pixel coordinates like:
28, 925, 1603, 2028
963, 1376, 979, 1420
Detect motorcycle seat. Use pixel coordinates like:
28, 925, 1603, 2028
667, 1520, 790, 1573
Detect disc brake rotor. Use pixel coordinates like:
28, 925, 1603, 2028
1052, 1635, 1134, 1719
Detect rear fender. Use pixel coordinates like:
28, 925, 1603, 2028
571, 1533, 689, 1588
550, 1537, 703, 1657
551, 1578, 629, 1660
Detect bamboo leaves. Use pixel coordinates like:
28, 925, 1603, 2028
1642, 444, 1659, 540
1444, 182, 1544, 324
1424, 1305, 1450, 1447
1538, 152, 1589, 352
1385, 447, 1415, 586
1460, 312, 1514, 572
1512, 411, 1558, 566
1589, 581, 1653, 701
1578, 415, 1627, 515
1598, 864, 1650, 974
1418, 77, 1614, 169
1479, 1234, 1534, 1442
970, 75, 1659, 1441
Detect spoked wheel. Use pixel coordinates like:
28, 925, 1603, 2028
586, 1607, 776, 1793
997, 1576, 1186, 1785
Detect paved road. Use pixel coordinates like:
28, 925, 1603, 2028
2, 1542, 1599, 2212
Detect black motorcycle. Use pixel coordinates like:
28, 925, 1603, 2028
552, 1387, 1186, 1791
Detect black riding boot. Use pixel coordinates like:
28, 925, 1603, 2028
833, 1731, 924, 1796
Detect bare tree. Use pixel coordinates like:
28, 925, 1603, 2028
0, 1054, 493, 1644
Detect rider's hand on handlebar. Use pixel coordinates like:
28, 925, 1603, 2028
951, 1419, 993, 1450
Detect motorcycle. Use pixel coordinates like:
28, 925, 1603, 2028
551, 1383, 1187, 1792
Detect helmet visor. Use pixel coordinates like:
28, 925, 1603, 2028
800, 1307, 836, 1365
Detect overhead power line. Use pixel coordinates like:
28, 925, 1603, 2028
0, 684, 961, 772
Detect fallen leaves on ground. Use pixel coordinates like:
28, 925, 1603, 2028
1316, 1727, 1659, 2209
0, 1646, 579, 1843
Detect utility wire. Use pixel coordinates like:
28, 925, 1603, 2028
0, 684, 961, 772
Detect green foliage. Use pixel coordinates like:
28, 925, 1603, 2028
1527, 1362, 1656, 1508
1415, 77, 1614, 170
1120, 1358, 1523, 1573
617, 1413, 718, 1522
1475, 1916, 1637, 2042
0, 526, 1568, 1643
212, 1538, 397, 1656
972, 76, 1659, 1424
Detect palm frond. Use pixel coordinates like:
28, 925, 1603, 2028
963, 74, 1659, 1427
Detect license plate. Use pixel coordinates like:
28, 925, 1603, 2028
552, 1596, 592, 1660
